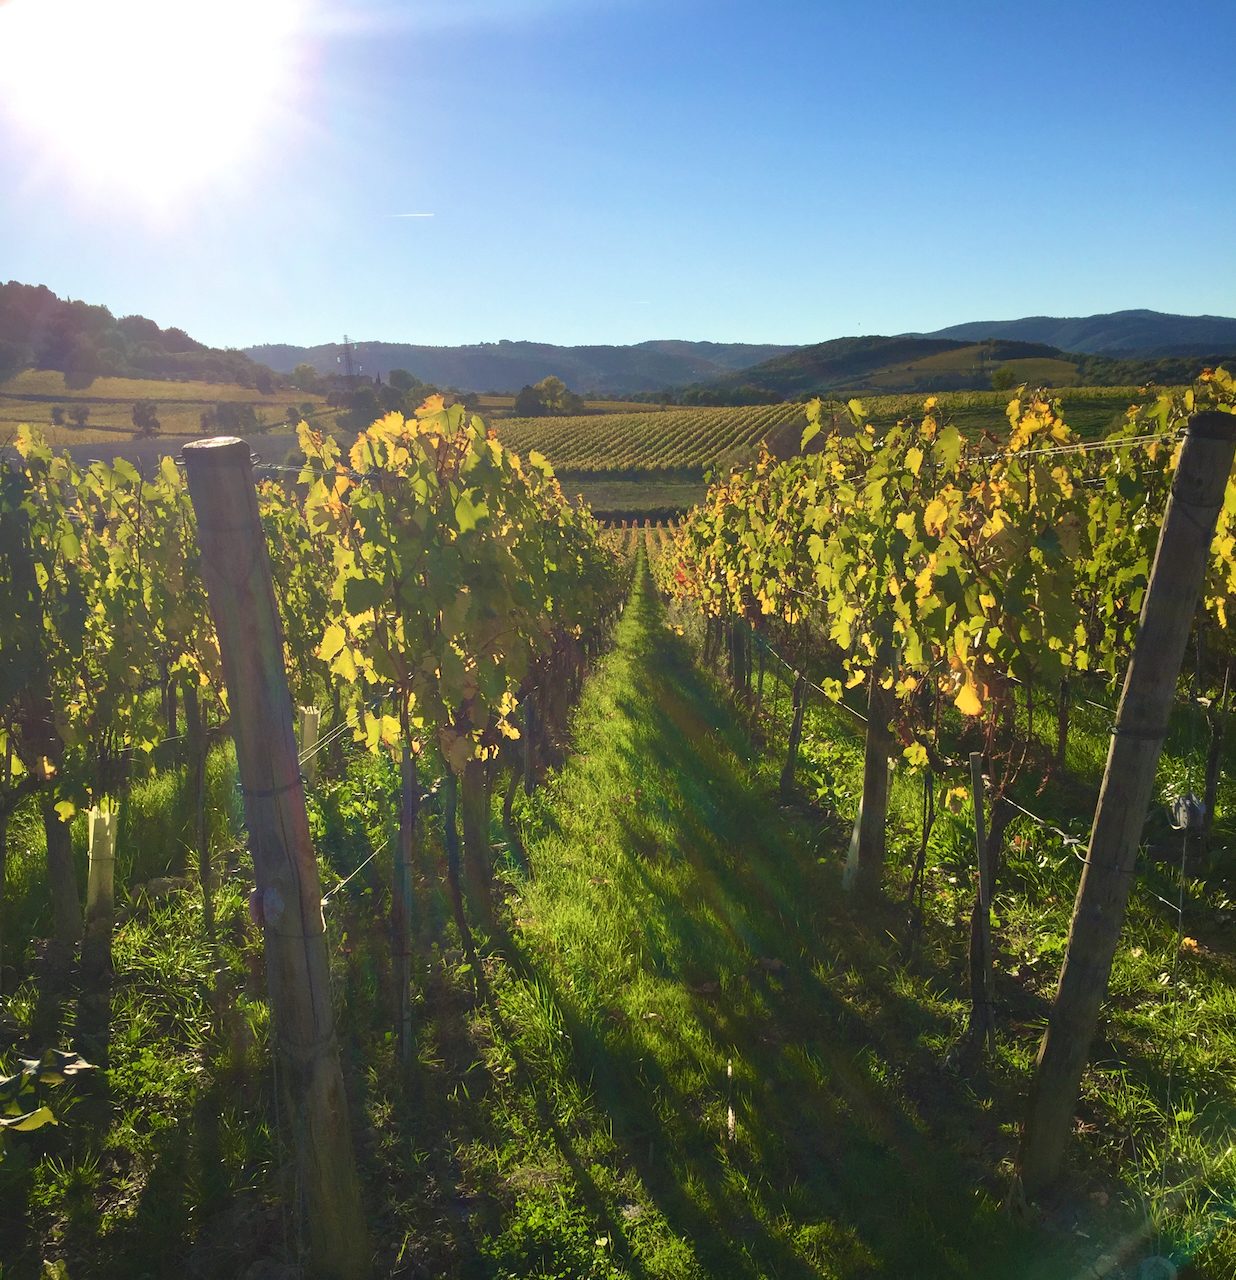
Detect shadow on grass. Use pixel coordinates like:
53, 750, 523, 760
490, 563, 1096, 1279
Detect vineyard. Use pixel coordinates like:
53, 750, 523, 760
653, 371, 1236, 1264
3, 376, 1236, 1278
497, 388, 1156, 479
497, 403, 805, 473
0, 400, 626, 1275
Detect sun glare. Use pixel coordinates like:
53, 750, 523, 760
0, 0, 308, 213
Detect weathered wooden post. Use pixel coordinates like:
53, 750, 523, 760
182, 438, 369, 1278
297, 705, 322, 785
82, 803, 117, 978
1017, 411, 1236, 1198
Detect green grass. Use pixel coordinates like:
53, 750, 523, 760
364, 556, 1124, 1279
565, 476, 707, 519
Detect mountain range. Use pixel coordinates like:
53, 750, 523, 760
246, 310, 1236, 398
245, 338, 794, 398
916, 309, 1236, 357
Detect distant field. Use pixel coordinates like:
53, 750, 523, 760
857, 385, 1153, 439
856, 343, 1084, 392
0, 370, 335, 444
0, 374, 654, 447
0, 370, 310, 403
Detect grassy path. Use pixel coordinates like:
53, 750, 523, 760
450, 555, 1095, 1279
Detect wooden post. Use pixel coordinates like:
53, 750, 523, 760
1017, 411, 1236, 1198
182, 437, 369, 1278
83, 804, 117, 976
297, 706, 322, 785
845, 662, 895, 897
779, 674, 807, 799
969, 753, 994, 1053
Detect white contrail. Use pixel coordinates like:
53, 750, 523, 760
389, 212, 434, 218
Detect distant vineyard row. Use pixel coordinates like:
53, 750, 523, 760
497, 403, 805, 473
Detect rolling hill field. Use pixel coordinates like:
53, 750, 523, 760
0, 370, 336, 445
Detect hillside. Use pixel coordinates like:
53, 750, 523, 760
919, 308, 1236, 356
0, 281, 279, 388
700, 335, 1076, 399
245, 338, 796, 396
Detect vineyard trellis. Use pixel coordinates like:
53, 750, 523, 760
660, 370, 1236, 1193
0, 397, 623, 1276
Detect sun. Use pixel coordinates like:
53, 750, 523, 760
0, 0, 309, 213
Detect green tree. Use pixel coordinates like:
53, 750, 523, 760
340, 386, 382, 431
132, 400, 161, 438
289, 363, 321, 393
991, 365, 1018, 391
513, 384, 545, 416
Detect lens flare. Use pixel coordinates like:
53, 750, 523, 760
0, 0, 309, 214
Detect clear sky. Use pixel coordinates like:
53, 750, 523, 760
1, 0, 1233, 350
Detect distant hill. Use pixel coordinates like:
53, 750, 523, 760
245, 339, 796, 396
699, 336, 1078, 400
917, 309, 1236, 357
0, 281, 278, 388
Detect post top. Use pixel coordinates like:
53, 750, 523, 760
182, 436, 250, 464
1187, 411, 1236, 442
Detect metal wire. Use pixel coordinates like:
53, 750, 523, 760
320, 838, 388, 907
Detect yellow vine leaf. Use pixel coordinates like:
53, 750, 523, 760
318, 623, 347, 662
924, 497, 949, 536
954, 677, 983, 717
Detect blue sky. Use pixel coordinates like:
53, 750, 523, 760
1, 0, 1233, 349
